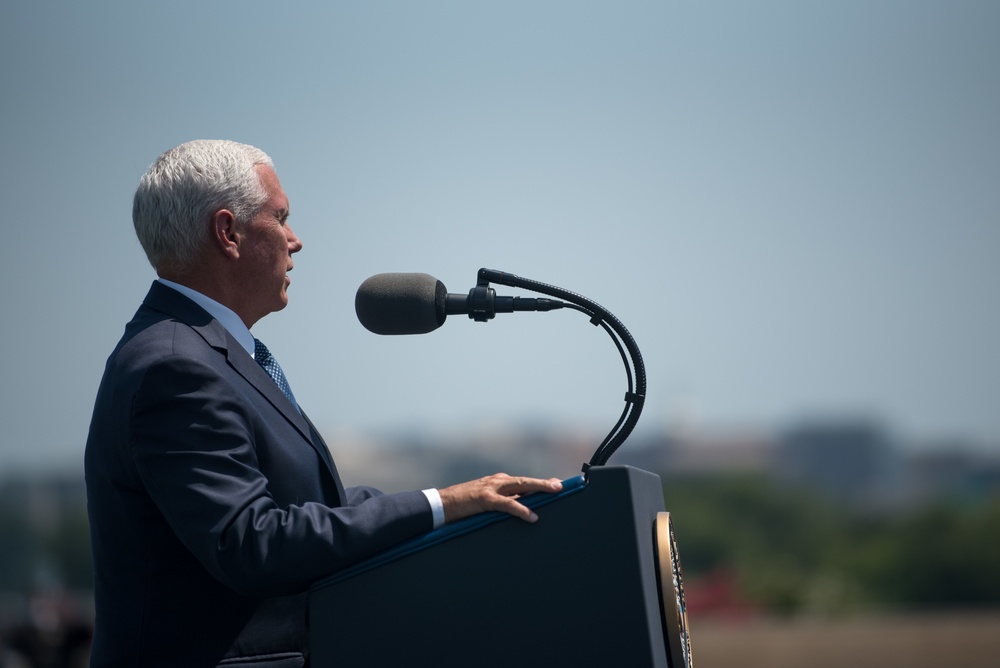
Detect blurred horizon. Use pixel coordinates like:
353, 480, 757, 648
4, 400, 1000, 667
4, 411, 999, 478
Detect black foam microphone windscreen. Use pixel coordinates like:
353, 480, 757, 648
355, 273, 448, 335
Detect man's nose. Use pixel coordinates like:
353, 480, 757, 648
287, 224, 303, 253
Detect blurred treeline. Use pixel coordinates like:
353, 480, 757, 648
0, 484, 92, 595
665, 473, 1000, 615
4, 419, 1000, 621
1, 471, 998, 616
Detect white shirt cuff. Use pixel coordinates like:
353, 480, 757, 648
422, 488, 445, 529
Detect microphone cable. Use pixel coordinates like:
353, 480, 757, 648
475, 269, 646, 474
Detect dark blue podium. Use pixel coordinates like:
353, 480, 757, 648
309, 466, 689, 667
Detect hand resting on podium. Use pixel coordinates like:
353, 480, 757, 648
440, 473, 563, 524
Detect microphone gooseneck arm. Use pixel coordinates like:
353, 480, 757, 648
472, 268, 646, 473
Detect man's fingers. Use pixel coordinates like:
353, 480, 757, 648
490, 495, 538, 523
439, 475, 564, 524
487, 475, 562, 522
494, 474, 563, 496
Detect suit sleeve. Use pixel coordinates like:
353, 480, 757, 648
129, 353, 432, 597
345, 485, 384, 505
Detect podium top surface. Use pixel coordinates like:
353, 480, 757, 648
311, 465, 664, 592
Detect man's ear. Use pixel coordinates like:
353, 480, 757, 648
210, 209, 240, 260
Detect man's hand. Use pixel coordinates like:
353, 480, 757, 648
439, 474, 563, 524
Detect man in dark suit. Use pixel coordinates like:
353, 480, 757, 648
84, 140, 562, 667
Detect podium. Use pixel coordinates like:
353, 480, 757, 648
309, 466, 691, 667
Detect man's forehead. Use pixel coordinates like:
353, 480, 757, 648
256, 164, 288, 205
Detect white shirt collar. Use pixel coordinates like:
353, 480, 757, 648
157, 278, 257, 358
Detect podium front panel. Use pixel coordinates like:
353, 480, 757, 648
310, 466, 669, 667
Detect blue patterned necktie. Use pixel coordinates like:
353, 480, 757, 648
254, 338, 298, 408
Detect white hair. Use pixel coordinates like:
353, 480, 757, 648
132, 139, 274, 271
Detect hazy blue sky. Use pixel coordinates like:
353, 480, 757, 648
1, 1, 997, 472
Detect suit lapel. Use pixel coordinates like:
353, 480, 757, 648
301, 411, 344, 499
141, 282, 341, 483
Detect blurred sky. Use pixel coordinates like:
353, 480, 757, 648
1, 1, 998, 472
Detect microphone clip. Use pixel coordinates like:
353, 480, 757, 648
468, 279, 497, 323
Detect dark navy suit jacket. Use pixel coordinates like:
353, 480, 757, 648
85, 282, 432, 667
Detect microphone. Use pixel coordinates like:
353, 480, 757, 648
355, 272, 564, 335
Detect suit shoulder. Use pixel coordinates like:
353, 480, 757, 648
111, 308, 226, 369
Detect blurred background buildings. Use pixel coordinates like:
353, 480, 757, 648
2, 419, 998, 666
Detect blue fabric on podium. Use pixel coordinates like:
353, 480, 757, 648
317, 475, 587, 587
